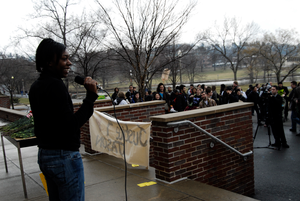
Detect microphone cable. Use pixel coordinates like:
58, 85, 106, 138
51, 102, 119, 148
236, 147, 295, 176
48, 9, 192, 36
74, 76, 128, 200
100, 88, 128, 201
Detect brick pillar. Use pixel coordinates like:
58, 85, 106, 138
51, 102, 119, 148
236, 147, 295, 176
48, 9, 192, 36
0, 96, 10, 108
150, 102, 255, 196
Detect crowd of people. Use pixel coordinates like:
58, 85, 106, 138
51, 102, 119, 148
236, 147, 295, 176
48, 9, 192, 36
112, 81, 247, 112
112, 80, 300, 149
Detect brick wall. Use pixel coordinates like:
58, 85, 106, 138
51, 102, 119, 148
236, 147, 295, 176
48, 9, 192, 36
75, 101, 165, 165
150, 102, 254, 196
0, 95, 10, 109
73, 98, 112, 109
0, 107, 26, 122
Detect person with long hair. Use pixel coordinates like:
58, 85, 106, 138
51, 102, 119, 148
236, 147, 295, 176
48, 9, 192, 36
29, 38, 98, 200
218, 84, 226, 105
132, 92, 143, 103
153, 83, 170, 113
112, 87, 119, 101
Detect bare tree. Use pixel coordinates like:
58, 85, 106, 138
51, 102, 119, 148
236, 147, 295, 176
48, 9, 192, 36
209, 48, 219, 71
17, 0, 106, 90
183, 48, 198, 83
195, 46, 209, 73
257, 28, 300, 83
0, 56, 36, 108
242, 46, 260, 83
157, 42, 193, 89
198, 17, 259, 80
95, 0, 197, 97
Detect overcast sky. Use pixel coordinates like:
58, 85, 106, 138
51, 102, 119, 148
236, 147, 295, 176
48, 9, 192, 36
1, 0, 299, 53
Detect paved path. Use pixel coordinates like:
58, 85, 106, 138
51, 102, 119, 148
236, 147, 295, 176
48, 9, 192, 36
0, 111, 299, 200
252, 112, 300, 201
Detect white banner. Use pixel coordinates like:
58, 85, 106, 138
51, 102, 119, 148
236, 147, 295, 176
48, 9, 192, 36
89, 111, 151, 167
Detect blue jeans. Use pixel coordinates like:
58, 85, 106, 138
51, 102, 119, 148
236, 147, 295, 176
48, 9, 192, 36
291, 110, 300, 130
38, 149, 85, 201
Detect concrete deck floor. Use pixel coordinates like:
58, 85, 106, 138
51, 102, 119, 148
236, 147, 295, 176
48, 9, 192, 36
251, 112, 300, 201
1, 112, 299, 201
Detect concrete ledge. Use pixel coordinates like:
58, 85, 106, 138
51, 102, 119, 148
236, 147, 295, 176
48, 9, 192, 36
0, 107, 27, 116
94, 100, 165, 112
150, 102, 253, 122
73, 98, 112, 106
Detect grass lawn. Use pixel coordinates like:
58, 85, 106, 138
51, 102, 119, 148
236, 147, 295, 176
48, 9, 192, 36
19, 98, 30, 105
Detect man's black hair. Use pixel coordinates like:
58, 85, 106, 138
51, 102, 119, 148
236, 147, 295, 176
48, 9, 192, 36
201, 84, 205, 90
179, 84, 186, 91
220, 84, 226, 90
206, 87, 212, 94
36, 38, 66, 72
291, 81, 297, 86
226, 86, 232, 91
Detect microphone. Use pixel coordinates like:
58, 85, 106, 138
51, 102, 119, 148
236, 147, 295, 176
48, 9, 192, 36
74, 76, 101, 89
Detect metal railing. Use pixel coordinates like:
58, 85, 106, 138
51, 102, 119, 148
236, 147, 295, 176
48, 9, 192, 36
167, 120, 253, 161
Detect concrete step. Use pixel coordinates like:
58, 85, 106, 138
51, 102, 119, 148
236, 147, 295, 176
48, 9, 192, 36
83, 153, 259, 201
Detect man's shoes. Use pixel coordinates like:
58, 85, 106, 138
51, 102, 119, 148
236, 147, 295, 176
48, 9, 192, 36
270, 143, 281, 150
282, 144, 290, 148
290, 128, 296, 132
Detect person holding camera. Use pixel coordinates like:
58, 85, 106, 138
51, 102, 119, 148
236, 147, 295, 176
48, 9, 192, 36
221, 86, 238, 104
269, 86, 289, 149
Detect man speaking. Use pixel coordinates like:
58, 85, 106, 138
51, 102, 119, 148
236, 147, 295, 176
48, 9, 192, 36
29, 38, 98, 201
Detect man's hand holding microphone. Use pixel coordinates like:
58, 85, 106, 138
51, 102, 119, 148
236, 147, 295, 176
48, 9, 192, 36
75, 76, 99, 94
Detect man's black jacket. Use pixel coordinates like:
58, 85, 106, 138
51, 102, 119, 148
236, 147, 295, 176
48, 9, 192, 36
29, 72, 98, 151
